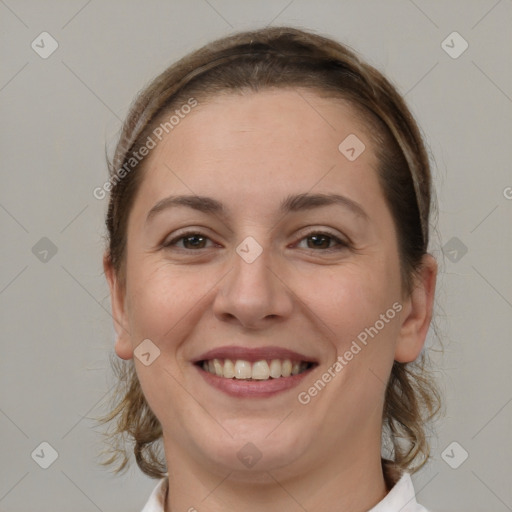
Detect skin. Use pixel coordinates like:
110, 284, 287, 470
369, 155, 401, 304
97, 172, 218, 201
104, 88, 437, 512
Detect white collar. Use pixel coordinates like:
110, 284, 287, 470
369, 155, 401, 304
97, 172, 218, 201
140, 476, 167, 512
141, 472, 429, 512
368, 472, 429, 512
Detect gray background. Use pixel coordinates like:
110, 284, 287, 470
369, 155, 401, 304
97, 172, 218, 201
1, 0, 511, 511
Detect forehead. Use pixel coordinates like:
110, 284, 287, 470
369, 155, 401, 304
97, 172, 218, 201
146, 89, 376, 178
130, 88, 385, 224
174, 88, 371, 154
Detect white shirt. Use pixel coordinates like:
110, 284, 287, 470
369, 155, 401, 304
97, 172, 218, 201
141, 472, 429, 512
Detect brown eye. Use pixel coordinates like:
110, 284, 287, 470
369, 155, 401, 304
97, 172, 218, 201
164, 232, 213, 250
297, 231, 348, 251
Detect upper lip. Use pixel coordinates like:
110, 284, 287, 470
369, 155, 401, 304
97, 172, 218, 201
192, 345, 318, 364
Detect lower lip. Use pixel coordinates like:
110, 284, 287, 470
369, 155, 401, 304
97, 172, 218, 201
196, 365, 313, 398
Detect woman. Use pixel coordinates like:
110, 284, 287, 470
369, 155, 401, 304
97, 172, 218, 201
99, 26, 440, 511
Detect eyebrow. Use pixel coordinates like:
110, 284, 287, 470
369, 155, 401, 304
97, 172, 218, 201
145, 192, 369, 225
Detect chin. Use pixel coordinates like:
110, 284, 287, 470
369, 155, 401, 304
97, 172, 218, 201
188, 419, 313, 477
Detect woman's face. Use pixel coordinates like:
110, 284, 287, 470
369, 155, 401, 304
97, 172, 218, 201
106, 88, 435, 479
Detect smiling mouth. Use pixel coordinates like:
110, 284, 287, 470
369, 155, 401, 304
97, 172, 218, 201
197, 358, 316, 381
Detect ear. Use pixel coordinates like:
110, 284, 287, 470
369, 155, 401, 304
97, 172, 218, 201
103, 252, 133, 360
394, 254, 437, 363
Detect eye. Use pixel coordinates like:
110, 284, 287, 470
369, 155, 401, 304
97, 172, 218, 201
163, 231, 215, 250
295, 231, 349, 251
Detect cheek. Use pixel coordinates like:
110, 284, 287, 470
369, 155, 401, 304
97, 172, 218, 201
124, 261, 212, 426
299, 257, 401, 335
125, 259, 212, 342
307, 257, 403, 389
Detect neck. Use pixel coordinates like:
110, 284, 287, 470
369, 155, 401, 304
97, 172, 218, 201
162, 438, 390, 512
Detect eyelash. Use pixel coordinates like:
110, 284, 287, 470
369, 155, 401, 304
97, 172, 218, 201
163, 230, 349, 253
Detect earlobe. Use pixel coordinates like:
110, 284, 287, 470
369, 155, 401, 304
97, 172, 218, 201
394, 254, 437, 363
114, 336, 134, 360
103, 252, 134, 360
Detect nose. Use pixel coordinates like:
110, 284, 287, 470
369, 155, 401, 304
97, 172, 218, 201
212, 242, 294, 330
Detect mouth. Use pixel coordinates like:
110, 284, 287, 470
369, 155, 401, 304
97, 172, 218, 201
192, 346, 318, 398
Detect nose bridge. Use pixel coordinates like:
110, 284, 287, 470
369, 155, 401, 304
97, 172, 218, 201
230, 234, 275, 300
235, 236, 272, 285
212, 234, 292, 327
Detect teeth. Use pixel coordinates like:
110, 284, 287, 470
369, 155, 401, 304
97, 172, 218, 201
281, 359, 292, 377
223, 359, 235, 378
213, 358, 223, 376
269, 359, 282, 378
200, 358, 311, 380
234, 360, 252, 379
251, 360, 270, 380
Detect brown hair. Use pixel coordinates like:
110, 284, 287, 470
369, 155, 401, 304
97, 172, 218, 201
98, 26, 441, 479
